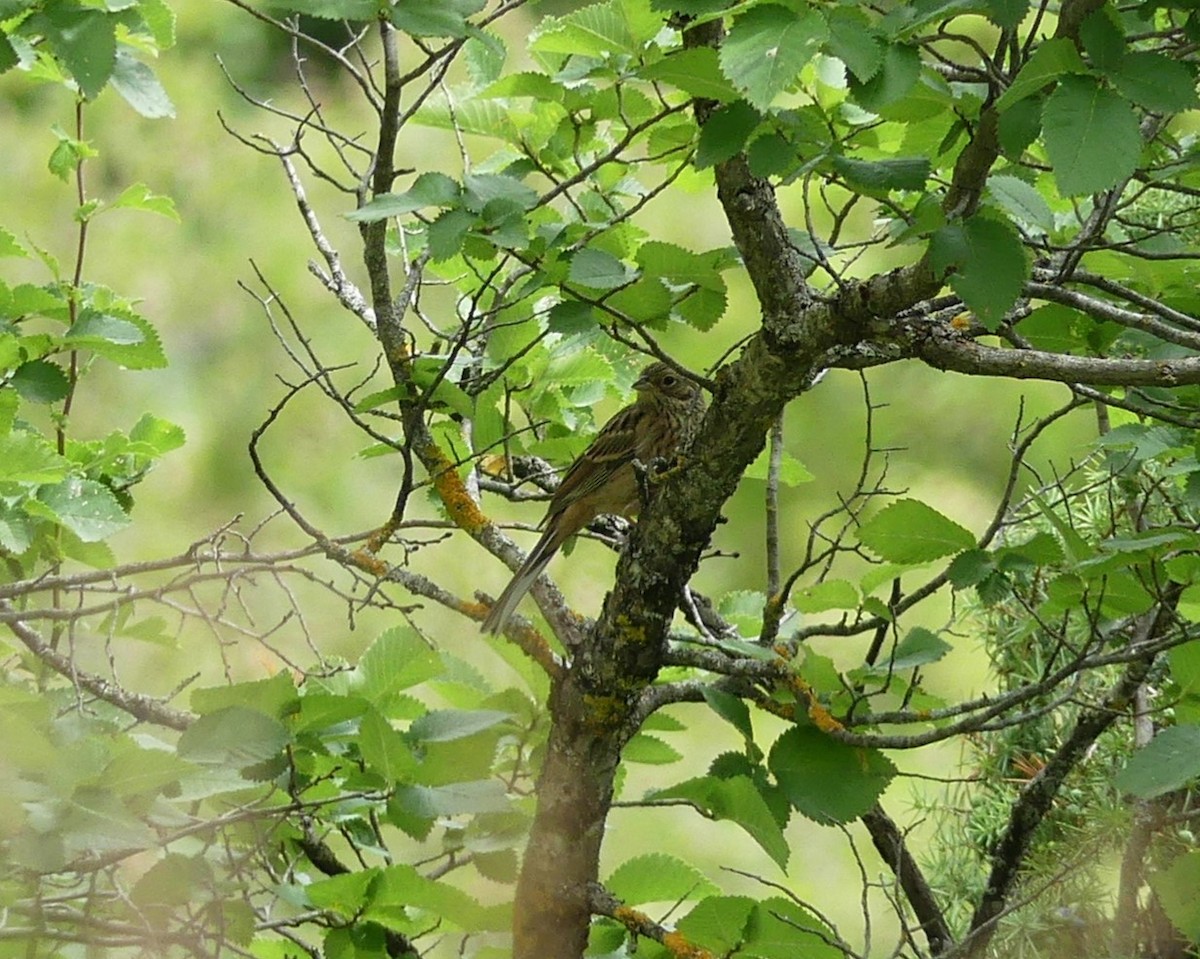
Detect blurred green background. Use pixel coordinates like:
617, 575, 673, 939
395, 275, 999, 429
1, 0, 1094, 944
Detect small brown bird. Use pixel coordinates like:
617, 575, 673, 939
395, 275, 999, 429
481, 361, 706, 634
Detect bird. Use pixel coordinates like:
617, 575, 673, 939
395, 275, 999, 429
481, 361, 707, 634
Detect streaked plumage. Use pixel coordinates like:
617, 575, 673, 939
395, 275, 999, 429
481, 362, 706, 634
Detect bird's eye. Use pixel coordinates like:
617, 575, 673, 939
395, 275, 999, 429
661, 374, 677, 386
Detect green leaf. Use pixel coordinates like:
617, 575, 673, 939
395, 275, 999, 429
130, 412, 186, 454
639, 47, 740, 101
389, 0, 470, 37
849, 42, 920, 111
529, 0, 658, 58
96, 740, 194, 797
995, 37, 1087, 110
623, 733, 682, 764
109, 181, 179, 219
191, 672, 297, 717
718, 4, 827, 111
1043, 76, 1140, 197
985, 0, 1029, 29
1112, 52, 1200, 113
391, 780, 511, 817
67, 310, 144, 347
929, 214, 1028, 329
110, 49, 175, 118
1150, 852, 1200, 941
1115, 724, 1200, 799
462, 172, 537, 212
864, 626, 952, 673
825, 7, 883, 82
356, 626, 443, 711
744, 445, 814, 485
832, 155, 929, 193
0, 225, 29, 258
695, 99, 760, 168
46, 7, 117, 99
136, 0, 177, 48
1079, 6, 1125, 72
768, 725, 897, 824
408, 709, 510, 743
0, 432, 71, 483
306, 868, 380, 917
987, 173, 1054, 235
606, 853, 719, 905
702, 687, 753, 740
367, 863, 490, 931
568, 247, 631, 290
358, 708, 418, 781
857, 498, 974, 563
741, 897, 845, 959
997, 94, 1042, 156
11, 360, 70, 403
36, 476, 130, 541
793, 579, 859, 614
348, 172, 460, 221
177, 706, 289, 767
651, 775, 790, 869
677, 896, 756, 952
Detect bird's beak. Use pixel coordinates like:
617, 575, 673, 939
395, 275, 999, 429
633, 370, 652, 392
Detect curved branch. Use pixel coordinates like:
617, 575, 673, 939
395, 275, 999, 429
917, 332, 1200, 385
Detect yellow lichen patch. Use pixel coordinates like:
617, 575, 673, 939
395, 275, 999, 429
584, 694, 630, 729
349, 548, 391, 576
660, 930, 718, 959
950, 311, 973, 330
419, 440, 490, 535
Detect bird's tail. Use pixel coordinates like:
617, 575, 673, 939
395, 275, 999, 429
480, 527, 561, 634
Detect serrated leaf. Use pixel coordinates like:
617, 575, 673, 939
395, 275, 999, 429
849, 42, 920, 111
0, 225, 29, 258
718, 4, 827, 111
1112, 52, 1199, 113
793, 579, 858, 613
109, 181, 179, 219
929, 214, 1028, 329
639, 46, 740, 101
857, 498, 974, 563
350, 174, 460, 223
986, 173, 1053, 235
67, 310, 144, 346
110, 49, 175, 118
865, 626, 951, 673
568, 247, 631, 290
11, 360, 70, 403
355, 626, 443, 709
358, 709, 418, 781
1115, 724, 1200, 799
1043, 76, 1140, 197
695, 99, 760, 168
623, 733, 682, 764
607, 853, 719, 906
826, 7, 883, 82
177, 706, 289, 767
36, 476, 129, 541
650, 775, 789, 868
529, 0, 656, 58
677, 896, 755, 952
392, 781, 511, 817
0, 432, 71, 483
995, 37, 1088, 110
367, 863, 490, 931
768, 725, 896, 824
702, 687, 753, 739
47, 7, 117, 99
1150, 852, 1200, 940
408, 709, 510, 743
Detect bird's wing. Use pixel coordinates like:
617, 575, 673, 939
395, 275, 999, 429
545, 403, 641, 518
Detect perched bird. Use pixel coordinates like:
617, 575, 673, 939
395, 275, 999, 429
481, 361, 706, 634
